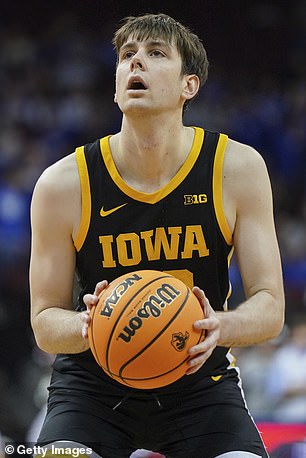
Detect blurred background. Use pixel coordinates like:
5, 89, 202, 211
0, 0, 305, 456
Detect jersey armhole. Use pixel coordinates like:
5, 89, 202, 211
213, 134, 233, 246
74, 146, 91, 252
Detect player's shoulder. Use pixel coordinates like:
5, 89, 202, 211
226, 137, 266, 167
222, 137, 272, 208
34, 152, 78, 193
32, 152, 79, 208
224, 137, 269, 180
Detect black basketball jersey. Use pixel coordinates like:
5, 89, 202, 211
51, 127, 235, 394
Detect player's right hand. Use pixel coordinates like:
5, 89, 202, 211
187, 286, 221, 374
81, 280, 108, 339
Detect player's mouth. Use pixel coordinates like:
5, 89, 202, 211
127, 76, 148, 91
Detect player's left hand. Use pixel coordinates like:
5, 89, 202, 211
186, 287, 221, 375
81, 280, 108, 339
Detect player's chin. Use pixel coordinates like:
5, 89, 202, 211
120, 99, 164, 116
123, 103, 152, 115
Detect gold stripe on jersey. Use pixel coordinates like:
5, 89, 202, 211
225, 246, 235, 307
100, 127, 204, 204
213, 134, 232, 246
74, 146, 91, 251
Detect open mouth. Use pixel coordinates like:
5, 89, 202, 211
127, 79, 147, 90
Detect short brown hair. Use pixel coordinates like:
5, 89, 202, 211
113, 13, 209, 109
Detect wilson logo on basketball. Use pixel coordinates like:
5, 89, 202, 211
171, 331, 190, 351
117, 283, 181, 343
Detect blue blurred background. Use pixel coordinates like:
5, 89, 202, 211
0, 0, 305, 449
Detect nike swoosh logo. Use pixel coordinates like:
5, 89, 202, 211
100, 203, 127, 217
211, 375, 223, 382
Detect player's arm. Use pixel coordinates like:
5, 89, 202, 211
30, 155, 89, 354
217, 141, 285, 346
188, 141, 285, 373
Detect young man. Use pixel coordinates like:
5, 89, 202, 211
30, 13, 285, 458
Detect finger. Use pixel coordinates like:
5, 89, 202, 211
193, 317, 218, 331
186, 340, 216, 372
94, 280, 108, 297
188, 335, 215, 356
192, 286, 205, 303
80, 311, 89, 339
188, 353, 208, 367
80, 311, 90, 324
192, 286, 210, 302
186, 362, 205, 375
192, 287, 211, 314
82, 324, 89, 339
83, 294, 98, 312
186, 351, 212, 375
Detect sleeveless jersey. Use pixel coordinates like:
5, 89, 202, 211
51, 127, 234, 394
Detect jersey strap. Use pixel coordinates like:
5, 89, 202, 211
212, 133, 232, 245
74, 146, 91, 251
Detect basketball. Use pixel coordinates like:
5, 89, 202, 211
88, 270, 204, 389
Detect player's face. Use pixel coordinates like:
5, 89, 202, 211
115, 36, 187, 116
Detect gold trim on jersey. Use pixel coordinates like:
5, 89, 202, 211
225, 246, 235, 307
100, 127, 204, 204
74, 146, 91, 252
213, 134, 233, 246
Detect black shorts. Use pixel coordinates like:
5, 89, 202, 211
37, 369, 268, 458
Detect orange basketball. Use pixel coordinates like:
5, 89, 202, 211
88, 270, 204, 389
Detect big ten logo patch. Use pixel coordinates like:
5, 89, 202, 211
184, 194, 207, 205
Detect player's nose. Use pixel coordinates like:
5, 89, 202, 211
130, 52, 144, 71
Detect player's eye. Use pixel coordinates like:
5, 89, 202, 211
150, 49, 165, 57
121, 51, 135, 60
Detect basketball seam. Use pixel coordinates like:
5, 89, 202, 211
119, 326, 204, 383
105, 274, 173, 374
100, 328, 203, 386
118, 288, 191, 381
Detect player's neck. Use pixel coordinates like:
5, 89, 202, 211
110, 116, 194, 193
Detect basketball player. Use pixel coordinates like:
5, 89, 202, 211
30, 13, 285, 458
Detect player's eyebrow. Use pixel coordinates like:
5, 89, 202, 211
145, 39, 173, 50
119, 39, 173, 54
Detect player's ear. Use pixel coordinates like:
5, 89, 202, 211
114, 93, 118, 103
182, 74, 200, 101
